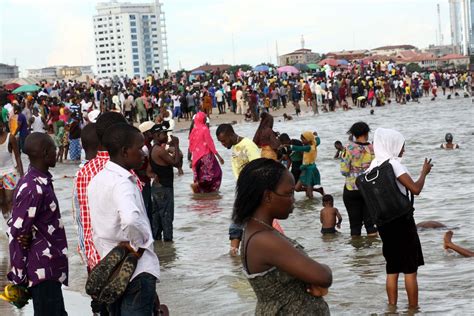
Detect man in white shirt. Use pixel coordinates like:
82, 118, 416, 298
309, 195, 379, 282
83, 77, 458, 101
88, 123, 160, 315
215, 87, 225, 114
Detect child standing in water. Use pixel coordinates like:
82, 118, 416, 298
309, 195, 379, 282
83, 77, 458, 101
292, 131, 324, 199
320, 195, 342, 234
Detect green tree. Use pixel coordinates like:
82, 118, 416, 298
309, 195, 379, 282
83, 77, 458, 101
229, 64, 252, 73
406, 63, 422, 73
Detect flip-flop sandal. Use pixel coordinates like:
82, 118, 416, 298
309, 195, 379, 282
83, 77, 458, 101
86, 245, 128, 297
98, 253, 138, 305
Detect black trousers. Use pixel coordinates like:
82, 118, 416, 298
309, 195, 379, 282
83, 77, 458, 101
30, 280, 67, 316
343, 187, 377, 236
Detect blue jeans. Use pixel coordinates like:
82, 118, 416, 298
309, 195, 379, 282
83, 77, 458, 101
108, 273, 157, 316
151, 186, 174, 241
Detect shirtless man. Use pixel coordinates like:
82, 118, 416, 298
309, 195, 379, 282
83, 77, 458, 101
149, 123, 181, 241
320, 195, 342, 235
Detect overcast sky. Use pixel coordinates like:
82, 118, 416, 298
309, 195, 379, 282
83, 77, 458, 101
1, 0, 455, 74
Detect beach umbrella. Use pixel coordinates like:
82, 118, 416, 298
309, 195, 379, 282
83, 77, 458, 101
306, 63, 320, 70
4, 83, 21, 91
277, 65, 300, 74
254, 65, 270, 72
293, 63, 310, 72
337, 59, 349, 66
191, 70, 206, 75
318, 58, 339, 67
12, 84, 41, 94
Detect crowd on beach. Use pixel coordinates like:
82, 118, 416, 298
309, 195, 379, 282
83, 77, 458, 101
0, 60, 472, 315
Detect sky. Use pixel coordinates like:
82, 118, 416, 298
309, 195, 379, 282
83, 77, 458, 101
0, 0, 456, 75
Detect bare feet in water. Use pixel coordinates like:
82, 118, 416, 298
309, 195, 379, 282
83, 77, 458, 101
229, 247, 239, 257
190, 183, 199, 194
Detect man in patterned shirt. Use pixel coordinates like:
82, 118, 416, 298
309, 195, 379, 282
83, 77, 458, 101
8, 132, 68, 315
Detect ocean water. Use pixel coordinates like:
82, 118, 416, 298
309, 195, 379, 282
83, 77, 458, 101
1, 96, 473, 315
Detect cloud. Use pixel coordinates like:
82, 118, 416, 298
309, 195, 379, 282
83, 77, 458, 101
1, 0, 455, 75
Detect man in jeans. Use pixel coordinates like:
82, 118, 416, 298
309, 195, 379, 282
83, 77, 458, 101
149, 123, 181, 241
88, 123, 160, 315
8, 133, 68, 315
216, 124, 260, 255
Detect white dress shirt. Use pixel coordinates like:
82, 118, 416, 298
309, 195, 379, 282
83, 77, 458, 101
88, 161, 160, 281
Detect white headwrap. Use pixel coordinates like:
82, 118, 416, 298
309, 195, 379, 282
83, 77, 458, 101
367, 128, 405, 172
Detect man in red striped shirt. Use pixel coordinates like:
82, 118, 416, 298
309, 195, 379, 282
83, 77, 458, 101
75, 113, 143, 314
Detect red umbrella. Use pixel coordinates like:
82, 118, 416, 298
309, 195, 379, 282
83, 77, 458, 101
318, 58, 339, 67
4, 83, 21, 91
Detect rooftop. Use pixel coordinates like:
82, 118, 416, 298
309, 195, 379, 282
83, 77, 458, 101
372, 44, 417, 51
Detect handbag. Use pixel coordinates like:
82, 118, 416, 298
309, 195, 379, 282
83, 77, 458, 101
85, 244, 140, 305
356, 159, 414, 226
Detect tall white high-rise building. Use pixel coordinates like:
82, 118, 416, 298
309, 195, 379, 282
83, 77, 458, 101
93, 0, 169, 78
449, 0, 463, 48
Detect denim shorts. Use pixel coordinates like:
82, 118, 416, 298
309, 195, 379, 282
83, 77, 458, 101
229, 222, 243, 240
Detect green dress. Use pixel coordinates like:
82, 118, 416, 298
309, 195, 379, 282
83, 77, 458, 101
243, 231, 330, 315
291, 137, 322, 187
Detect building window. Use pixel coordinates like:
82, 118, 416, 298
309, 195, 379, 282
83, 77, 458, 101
132, 48, 138, 53
152, 41, 158, 44
152, 34, 157, 38
134, 67, 140, 73
142, 15, 148, 19
151, 21, 157, 25
145, 48, 151, 53
133, 54, 139, 60
130, 21, 136, 27
151, 28, 157, 31
130, 15, 136, 20
133, 61, 139, 66
146, 61, 152, 66
151, 15, 156, 18
131, 28, 136, 33
131, 35, 137, 40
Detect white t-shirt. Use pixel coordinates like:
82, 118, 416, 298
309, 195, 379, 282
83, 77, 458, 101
215, 90, 224, 102
389, 159, 409, 195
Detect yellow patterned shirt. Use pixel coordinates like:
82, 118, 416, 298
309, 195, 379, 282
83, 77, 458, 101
231, 138, 261, 178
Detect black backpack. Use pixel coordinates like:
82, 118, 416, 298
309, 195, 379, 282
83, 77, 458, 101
356, 160, 414, 226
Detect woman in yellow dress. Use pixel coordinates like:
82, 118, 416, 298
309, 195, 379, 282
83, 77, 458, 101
253, 112, 280, 160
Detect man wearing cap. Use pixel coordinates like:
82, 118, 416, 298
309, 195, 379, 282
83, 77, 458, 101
149, 123, 181, 241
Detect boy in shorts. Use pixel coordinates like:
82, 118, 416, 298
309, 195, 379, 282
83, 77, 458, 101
320, 194, 342, 234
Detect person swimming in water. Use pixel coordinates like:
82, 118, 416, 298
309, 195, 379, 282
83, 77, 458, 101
440, 133, 459, 149
444, 231, 474, 257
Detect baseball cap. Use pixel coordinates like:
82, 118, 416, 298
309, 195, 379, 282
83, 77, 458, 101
138, 121, 155, 133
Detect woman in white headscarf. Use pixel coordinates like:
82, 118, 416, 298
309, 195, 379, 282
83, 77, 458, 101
368, 128, 433, 309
